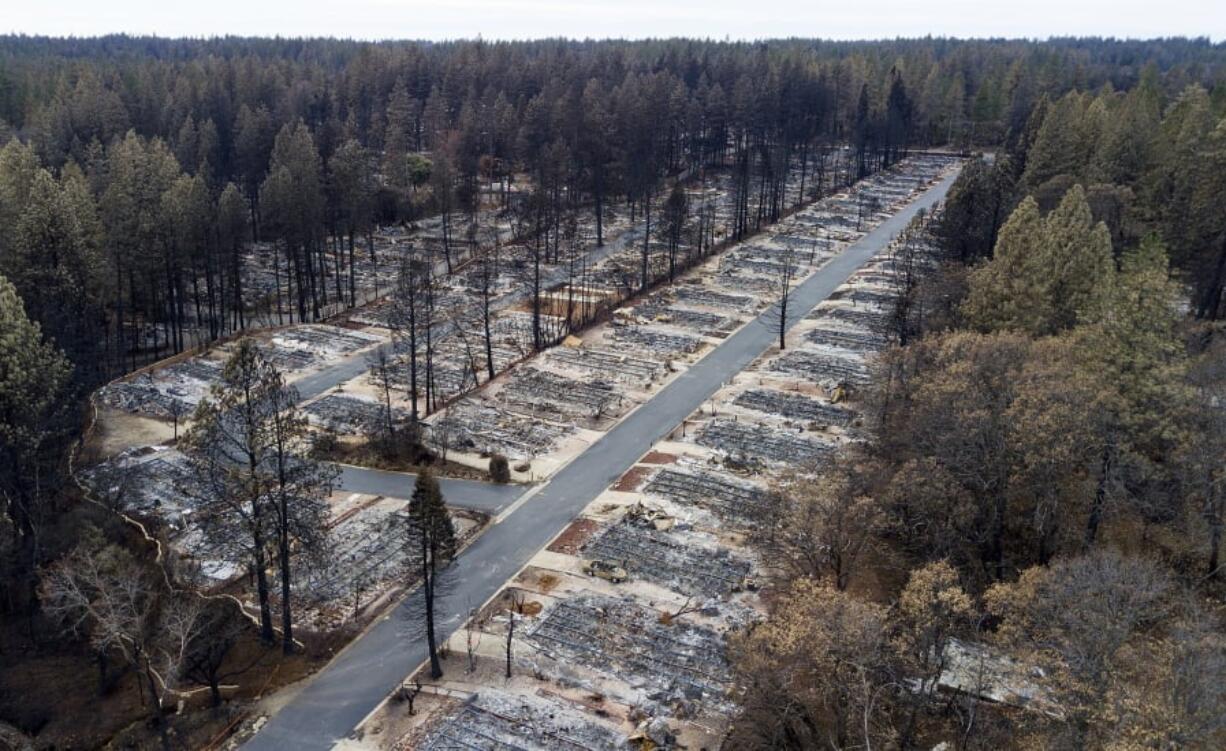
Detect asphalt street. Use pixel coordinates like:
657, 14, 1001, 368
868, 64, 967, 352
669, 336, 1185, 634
332, 463, 525, 514
243, 167, 960, 750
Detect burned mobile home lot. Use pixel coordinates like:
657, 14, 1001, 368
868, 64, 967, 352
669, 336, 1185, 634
343, 154, 962, 751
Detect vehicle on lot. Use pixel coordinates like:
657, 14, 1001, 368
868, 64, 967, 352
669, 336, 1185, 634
582, 559, 628, 583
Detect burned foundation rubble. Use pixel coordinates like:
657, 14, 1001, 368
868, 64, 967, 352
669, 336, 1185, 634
385, 342, 478, 403
271, 324, 383, 357
828, 287, 894, 306
717, 251, 800, 279
608, 325, 702, 356
581, 520, 752, 600
427, 313, 570, 407
437, 329, 526, 373
769, 350, 873, 387
256, 342, 319, 372
348, 301, 398, 328
545, 346, 665, 384
98, 381, 190, 419
816, 305, 890, 330
247, 324, 384, 376
767, 230, 836, 250
419, 690, 627, 751
696, 418, 834, 467
426, 364, 481, 403
848, 270, 899, 286
303, 393, 405, 436
732, 388, 855, 427
296, 499, 410, 605
434, 399, 569, 460
524, 594, 734, 714
671, 286, 758, 313
490, 311, 569, 351
453, 264, 520, 298
711, 272, 780, 296
804, 326, 889, 352
791, 212, 861, 239
79, 448, 252, 585
629, 301, 739, 338
502, 368, 624, 418
79, 447, 199, 521
643, 467, 772, 527
98, 358, 222, 418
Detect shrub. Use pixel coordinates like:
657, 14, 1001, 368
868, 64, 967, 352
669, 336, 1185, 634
489, 454, 511, 483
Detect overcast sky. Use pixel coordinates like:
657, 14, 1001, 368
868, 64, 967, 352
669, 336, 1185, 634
5, 0, 1223, 42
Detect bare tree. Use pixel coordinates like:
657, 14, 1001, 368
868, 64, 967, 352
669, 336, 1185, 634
511, 188, 549, 352
395, 678, 424, 715
367, 345, 399, 441
444, 307, 483, 394
464, 605, 482, 673
39, 531, 203, 750
168, 397, 188, 441
472, 229, 501, 380
183, 598, 265, 709
504, 591, 525, 679
884, 211, 932, 347
421, 246, 440, 413
390, 250, 428, 422
769, 244, 800, 351
157, 594, 207, 707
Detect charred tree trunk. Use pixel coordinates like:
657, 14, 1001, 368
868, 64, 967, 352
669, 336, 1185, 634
1085, 442, 1115, 549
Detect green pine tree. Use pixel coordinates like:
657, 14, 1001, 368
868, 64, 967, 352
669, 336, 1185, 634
1040, 184, 1116, 332
0, 273, 73, 590
406, 469, 457, 678
962, 196, 1052, 334
963, 186, 1114, 337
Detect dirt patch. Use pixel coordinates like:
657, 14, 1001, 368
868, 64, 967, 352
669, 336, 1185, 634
612, 465, 655, 492
640, 451, 678, 464
546, 518, 602, 555
367, 692, 460, 750
87, 407, 176, 460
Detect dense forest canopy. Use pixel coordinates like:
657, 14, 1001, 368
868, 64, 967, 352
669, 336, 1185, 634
0, 35, 1222, 391
2, 35, 1224, 158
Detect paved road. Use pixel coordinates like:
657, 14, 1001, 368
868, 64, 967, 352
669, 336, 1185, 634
243, 168, 960, 751
332, 463, 525, 514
